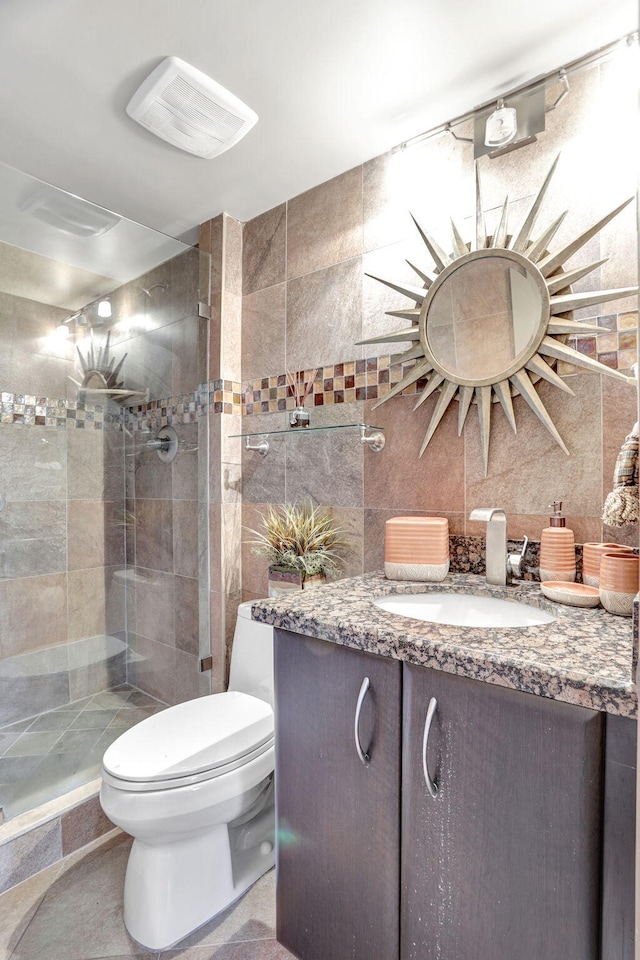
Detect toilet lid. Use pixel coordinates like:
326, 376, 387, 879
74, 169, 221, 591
101, 692, 274, 783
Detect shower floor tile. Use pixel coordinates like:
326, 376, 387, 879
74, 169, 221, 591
0, 833, 295, 959
0, 686, 166, 821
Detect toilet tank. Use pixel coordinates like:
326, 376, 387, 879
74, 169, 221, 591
228, 601, 274, 707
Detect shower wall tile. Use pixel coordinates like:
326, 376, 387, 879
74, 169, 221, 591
67, 500, 122, 570
0, 425, 67, 502
67, 633, 127, 701
286, 166, 363, 280
241, 283, 286, 382
172, 421, 199, 500
128, 633, 175, 704
173, 499, 199, 579
130, 433, 173, 500
134, 498, 174, 573
1, 574, 68, 659
172, 316, 201, 396
175, 575, 199, 656
0, 643, 70, 726
0, 293, 71, 398
66, 568, 106, 641
133, 568, 176, 647
0, 501, 65, 543
1, 536, 66, 580
242, 203, 286, 295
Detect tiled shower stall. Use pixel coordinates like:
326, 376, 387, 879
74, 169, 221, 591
0, 237, 214, 823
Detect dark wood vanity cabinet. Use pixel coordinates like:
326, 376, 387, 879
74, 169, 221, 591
402, 662, 603, 960
274, 629, 635, 960
274, 629, 402, 960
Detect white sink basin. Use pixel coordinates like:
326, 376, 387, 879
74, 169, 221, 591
373, 592, 556, 628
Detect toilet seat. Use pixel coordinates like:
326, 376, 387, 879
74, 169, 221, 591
101, 691, 274, 792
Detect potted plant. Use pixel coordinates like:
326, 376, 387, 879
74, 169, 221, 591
245, 502, 347, 595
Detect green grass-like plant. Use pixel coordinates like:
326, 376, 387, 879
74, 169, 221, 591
245, 502, 347, 579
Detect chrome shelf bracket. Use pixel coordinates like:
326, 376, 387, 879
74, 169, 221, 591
244, 435, 269, 457
360, 425, 386, 452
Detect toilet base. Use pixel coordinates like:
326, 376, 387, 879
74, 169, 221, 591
123, 804, 275, 950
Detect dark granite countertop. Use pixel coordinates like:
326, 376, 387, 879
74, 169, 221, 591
251, 571, 637, 718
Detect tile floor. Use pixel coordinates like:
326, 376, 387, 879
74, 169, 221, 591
0, 832, 296, 960
0, 687, 166, 820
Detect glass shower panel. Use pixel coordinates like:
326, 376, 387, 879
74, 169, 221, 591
0, 163, 210, 821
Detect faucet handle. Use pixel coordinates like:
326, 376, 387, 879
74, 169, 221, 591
506, 536, 529, 581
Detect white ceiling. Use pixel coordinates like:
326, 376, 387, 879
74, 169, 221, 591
0, 0, 637, 246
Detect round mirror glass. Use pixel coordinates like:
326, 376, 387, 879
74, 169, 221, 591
424, 254, 546, 383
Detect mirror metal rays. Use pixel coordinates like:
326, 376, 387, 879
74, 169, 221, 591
359, 154, 638, 474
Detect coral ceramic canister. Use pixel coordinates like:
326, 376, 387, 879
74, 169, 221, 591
582, 542, 635, 587
599, 552, 640, 617
385, 516, 449, 582
539, 501, 575, 583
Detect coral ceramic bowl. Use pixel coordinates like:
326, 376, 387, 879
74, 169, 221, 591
599, 553, 639, 617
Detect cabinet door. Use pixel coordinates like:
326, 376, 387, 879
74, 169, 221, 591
275, 629, 402, 960
402, 663, 604, 960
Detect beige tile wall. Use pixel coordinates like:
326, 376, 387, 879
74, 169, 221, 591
239, 58, 639, 601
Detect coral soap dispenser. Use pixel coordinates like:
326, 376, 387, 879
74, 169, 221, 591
539, 501, 576, 583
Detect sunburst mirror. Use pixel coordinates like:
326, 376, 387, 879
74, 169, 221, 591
361, 155, 637, 474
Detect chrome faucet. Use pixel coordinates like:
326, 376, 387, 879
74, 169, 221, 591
469, 507, 528, 585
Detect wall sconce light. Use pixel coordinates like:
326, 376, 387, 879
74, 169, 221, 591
97, 298, 112, 319
484, 98, 518, 148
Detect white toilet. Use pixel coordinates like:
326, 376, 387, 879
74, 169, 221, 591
99, 602, 275, 951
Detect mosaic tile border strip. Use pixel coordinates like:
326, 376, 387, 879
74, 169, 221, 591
242, 311, 638, 416
125, 380, 243, 430
0, 393, 119, 429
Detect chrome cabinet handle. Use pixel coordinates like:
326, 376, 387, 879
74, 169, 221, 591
422, 697, 438, 798
354, 677, 371, 766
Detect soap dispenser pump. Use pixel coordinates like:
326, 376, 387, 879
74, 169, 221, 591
539, 501, 576, 583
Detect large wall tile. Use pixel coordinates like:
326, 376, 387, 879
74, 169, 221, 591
173, 499, 199, 579
363, 395, 464, 512
0, 426, 67, 502
0, 818, 62, 895
67, 569, 106, 641
0, 643, 70, 725
286, 258, 363, 371
287, 167, 363, 280
67, 500, 122, 570
242, 283, 286, 382
284, 403, 364, 507
2, 574, 67, 658
172, 421, 199, 500
465, 373, 603, 537
61, 795, 114, 857
243, 203, 286, 295
67, 633, 127, 701
175, 575, 199, 656
134, 498, 174, 573
133, 568, 176, 647
129, 633, 174, 704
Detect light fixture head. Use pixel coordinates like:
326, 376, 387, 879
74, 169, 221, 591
484, 99, 518, 147
97, 298, 112, 319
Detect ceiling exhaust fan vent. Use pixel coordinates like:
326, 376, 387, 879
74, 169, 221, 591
126, 57, 258, 159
